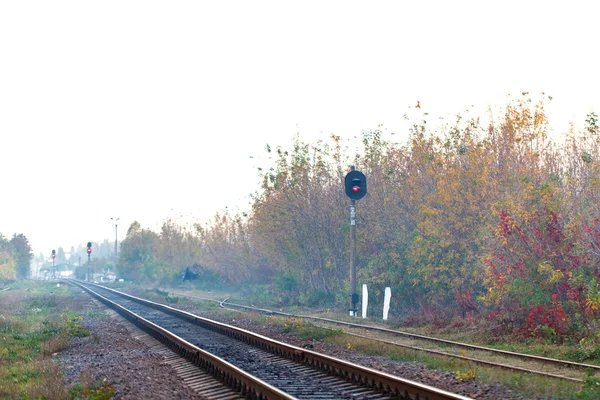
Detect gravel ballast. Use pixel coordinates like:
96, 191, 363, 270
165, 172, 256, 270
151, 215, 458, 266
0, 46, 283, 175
57, 290, 206, 399
58, 287, 551, 399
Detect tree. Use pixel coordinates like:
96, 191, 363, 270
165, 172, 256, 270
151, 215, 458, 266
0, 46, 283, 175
9, 234, 33, 279
0, 235, 16, 281
246, 136, 348, 304
118, 221, 161, 282
60, 94, 600, 339
158, 219, 201, 277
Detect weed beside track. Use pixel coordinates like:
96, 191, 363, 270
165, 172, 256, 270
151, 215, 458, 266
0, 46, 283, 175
0, 281, 112, 399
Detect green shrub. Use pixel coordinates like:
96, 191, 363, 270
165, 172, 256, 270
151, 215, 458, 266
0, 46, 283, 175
298, 290, 334, 307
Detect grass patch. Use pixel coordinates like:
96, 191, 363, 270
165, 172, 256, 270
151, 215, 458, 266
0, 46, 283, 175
578, 373, 600, 400
62, 312, 91, 338
0, 281, 97, 399
41, 334, 71, 356
0, 360, 68, 399
85, 311, 109, 319
153, 288, 169, 297
281, 317, 343, 341
69, 373, 115, 400
398, 323, 600, 366
326, 334, 584, 399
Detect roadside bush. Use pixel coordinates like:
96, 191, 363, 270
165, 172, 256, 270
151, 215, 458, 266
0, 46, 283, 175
298, 289, 335, 307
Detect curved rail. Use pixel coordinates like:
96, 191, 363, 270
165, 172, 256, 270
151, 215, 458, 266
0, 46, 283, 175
209, 298, 600, 373
71, 281, 472, 400
164, 291, 597, 384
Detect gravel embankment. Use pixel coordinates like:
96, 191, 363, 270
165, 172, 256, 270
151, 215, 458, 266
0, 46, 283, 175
57, 290, 206, 399
59, 288, 544, 399
188, 310, 536, 400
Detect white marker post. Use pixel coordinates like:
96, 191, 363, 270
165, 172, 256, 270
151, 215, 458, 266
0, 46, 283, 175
362, 284, 368, 318
383, 287, 391, 321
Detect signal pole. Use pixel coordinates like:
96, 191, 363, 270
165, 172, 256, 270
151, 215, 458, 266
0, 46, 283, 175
51, 249, 56, 280
350, 196, 357, 316
86, 242, 92, 282
344, 166, 367, 317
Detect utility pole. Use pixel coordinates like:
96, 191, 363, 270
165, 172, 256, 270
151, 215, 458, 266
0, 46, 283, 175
111, 217, 120, 266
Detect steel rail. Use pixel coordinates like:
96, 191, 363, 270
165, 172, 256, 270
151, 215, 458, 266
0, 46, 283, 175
174, 295, 586, 383
342, 331, 584, 383
70, 280, 295, 400
206, 298, 600, 373
73, 281, 471, 400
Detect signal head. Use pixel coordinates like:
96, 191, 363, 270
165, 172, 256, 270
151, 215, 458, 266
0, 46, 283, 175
344, 170, 367, 200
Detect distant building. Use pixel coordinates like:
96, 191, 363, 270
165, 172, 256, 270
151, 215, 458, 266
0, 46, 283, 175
59, 270, 74, 278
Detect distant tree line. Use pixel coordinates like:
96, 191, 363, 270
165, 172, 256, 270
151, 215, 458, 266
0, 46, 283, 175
117, 94, 600, 338
0, 233, 33, 281
41, 240, 118, 280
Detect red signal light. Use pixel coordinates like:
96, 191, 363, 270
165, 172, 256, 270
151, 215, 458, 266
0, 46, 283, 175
86, 248, 92, 254
352, 186, 360, 193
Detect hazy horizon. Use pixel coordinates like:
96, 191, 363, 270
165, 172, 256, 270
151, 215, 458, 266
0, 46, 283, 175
2, 1, 598, 256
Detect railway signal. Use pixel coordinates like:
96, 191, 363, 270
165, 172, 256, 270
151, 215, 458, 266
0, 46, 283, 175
344, 170, 367, 200
51, 249, 56, 279
86, 242, 92, 282
344, 167, 367, 317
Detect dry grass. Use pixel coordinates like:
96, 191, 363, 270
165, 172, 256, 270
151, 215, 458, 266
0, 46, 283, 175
0, 315, 27, 333
0, 282, 91, 399
22, 360, 69, 400
326, 332, 583, 399
0, 289, 26, 313
41, 334, 71, 356
0, 359, 68, 400
79, 369, 93, 390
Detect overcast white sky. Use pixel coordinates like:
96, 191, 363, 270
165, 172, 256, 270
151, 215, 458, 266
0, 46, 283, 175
1, 1, 598, 257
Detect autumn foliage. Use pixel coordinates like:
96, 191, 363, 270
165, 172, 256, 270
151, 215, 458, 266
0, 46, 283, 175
0, 233, 33, 281
119, 94, 600, 339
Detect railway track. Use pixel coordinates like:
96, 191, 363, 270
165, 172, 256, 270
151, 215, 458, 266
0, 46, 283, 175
174, 293, 598, 384
69, 280, 471, 400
